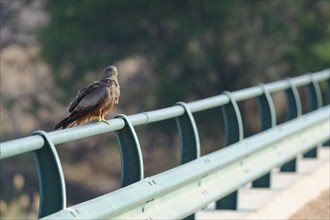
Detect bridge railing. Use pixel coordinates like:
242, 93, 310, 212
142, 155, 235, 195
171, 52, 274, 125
1, 69, 329, 219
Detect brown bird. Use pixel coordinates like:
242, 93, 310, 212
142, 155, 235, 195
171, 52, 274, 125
55, 66, 120, 129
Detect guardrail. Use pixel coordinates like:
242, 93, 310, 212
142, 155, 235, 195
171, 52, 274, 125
1, 69, 329, 219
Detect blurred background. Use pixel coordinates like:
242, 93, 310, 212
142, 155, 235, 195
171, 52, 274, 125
0, 0, 329, 218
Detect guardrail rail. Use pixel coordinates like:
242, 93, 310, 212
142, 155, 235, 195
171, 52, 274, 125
1, 69, 329, 219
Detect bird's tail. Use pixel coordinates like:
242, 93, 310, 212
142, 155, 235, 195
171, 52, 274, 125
54, 117, 76, 130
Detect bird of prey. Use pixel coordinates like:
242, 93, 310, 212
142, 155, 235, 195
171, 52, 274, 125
54, 66, 120, 129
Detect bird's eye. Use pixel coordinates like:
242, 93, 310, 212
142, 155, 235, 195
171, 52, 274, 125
104, 66, 112, 72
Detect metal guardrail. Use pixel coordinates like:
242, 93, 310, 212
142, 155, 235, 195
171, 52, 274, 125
1, 69, 329, 219
42, 107, 330, 220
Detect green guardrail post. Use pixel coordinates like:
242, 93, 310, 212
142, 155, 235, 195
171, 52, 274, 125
114, 114, 144, 187
33, 130, 66, 218
252, 84, 276, 188
176, 102, 201, 220
281, 79, 302, 172
303, 74, 322, 158
215, 91, 243, 210
176, 102, 201, 164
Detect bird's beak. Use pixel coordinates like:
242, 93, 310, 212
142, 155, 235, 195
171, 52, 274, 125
113, 68, 118, 75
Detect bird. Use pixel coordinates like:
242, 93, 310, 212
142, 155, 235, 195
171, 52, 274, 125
54, 65, 120, 129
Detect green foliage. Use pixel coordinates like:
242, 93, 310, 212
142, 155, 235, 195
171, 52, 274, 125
39, 0, 329, 107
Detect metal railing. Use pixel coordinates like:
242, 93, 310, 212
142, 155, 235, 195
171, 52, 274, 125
1, 69, 329, 219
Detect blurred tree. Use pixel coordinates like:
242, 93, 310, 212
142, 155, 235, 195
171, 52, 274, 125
38, 0, 329, 108
37, 0, 329, 155
0, 0, 47, 48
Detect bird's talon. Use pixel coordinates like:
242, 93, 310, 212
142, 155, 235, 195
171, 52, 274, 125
98, 118, 110, 125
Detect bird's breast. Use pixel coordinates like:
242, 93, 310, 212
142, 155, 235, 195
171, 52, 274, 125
99, 94, 114, 113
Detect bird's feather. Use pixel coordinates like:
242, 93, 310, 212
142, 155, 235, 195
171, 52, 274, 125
55, 65, 120, 130
68, 82, 103, 113
71, 85, 110, 115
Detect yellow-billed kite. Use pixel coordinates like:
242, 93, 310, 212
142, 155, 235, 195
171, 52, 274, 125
55, 66, 120, 129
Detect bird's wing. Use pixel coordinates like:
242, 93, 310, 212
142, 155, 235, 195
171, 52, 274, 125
68, 82, 102, 113
70, 84, 110, 116
68, 86, 89, 113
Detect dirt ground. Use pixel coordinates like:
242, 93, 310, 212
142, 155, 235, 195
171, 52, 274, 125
290, 188, 330, 220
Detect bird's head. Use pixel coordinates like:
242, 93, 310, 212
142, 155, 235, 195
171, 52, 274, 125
101, 65, 118, 81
